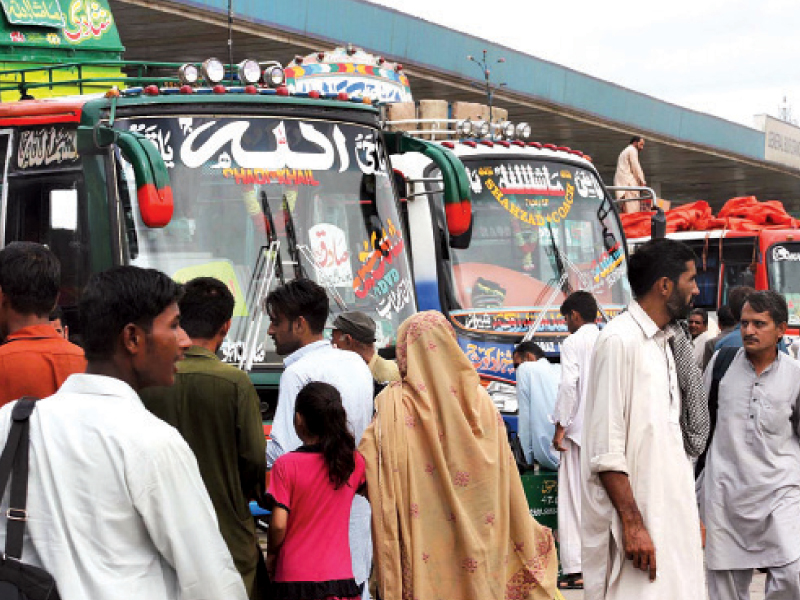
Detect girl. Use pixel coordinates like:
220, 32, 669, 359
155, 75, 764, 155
266, 381, 366, 600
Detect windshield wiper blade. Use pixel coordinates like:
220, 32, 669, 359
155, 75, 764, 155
295, 243, 348, 312
238, 240, 281, 372
260, 190, 284, 285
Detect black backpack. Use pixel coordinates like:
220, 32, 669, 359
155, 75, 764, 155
0, 398, 60, 600
695, 346, 739, 477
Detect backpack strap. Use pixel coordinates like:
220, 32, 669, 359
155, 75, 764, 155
695, 347, 738, 477
0, 397, 38, 559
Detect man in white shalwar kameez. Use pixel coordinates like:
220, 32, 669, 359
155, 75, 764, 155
582, 238, 706, 600
551, 291, 600, 589
701, 291, 800, 600
613, 136, 647, 212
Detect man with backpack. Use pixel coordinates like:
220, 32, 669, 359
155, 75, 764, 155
700, 291, 800, 600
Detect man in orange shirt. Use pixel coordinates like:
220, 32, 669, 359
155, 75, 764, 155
0, 242, 86, 405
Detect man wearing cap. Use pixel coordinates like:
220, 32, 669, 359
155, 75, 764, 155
332, 311, 401, 385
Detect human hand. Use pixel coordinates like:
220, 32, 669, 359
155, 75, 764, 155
266, 553, 277, 580
552, 424, 567, 452
623, 521, 657, 581
700, 519, 706, 548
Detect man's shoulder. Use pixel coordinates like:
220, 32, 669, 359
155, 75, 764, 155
0, 335, 84, 357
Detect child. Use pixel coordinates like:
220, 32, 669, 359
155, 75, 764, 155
266, 381, 366, 600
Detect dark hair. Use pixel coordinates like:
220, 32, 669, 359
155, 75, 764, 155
743, 290, 788, 326
627, 239, 696, 299
689, 308, 708, 325
295, 382, 356, 489
49, 306, 64, 322
513, 341, 545, 360
265, 279, 329, 334
79, 267, 183, 361
0, 242, 60, 316
630, 136, 644, 145
561, 291, 598, 323
728, 286, 755, 322
717, 305, 735, 329
178, 277, 235, 339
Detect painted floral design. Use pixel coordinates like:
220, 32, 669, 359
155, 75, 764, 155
461, 557, 478, 573
453, 471, 470, 487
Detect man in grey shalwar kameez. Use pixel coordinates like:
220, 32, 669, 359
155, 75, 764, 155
701, 290, 800, 600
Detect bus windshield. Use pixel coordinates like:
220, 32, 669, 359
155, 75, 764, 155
450, 157, 630, 324
767, 242, 800, 326
116, 115, 414, 366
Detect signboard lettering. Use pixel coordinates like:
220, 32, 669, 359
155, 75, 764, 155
0, 0, 63, 28
16, 127, 78, 169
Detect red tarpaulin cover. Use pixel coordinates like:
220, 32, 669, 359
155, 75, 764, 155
620, 197, 798, 239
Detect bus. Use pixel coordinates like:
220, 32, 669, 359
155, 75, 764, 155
0, 44, 471, 413
387, 107, 631, 415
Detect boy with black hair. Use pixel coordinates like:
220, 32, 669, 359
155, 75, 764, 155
141, 277, 267, 599
552, 290, 599, 590
0, 266, 247, 599
0, 242, 85, 405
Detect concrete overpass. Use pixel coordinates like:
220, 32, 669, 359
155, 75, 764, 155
109, 0, 800, 212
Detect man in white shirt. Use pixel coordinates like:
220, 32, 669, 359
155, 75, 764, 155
582, 238, 705, 600
614, 136, 647, 213
0, 266, 248, 600
265, 279, 374, 599
701, 291, 800, 600
551, 290, 600, 590
512, 341, 560, 472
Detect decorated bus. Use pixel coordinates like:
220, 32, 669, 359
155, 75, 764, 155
0, 18, 471, 412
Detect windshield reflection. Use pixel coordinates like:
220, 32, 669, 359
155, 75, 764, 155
116, 115, 415, 367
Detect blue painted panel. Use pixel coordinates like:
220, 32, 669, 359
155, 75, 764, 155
178, 0, 765, 160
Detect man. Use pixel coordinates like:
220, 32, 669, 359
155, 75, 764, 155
49, 306, 68, 339
551, 290, 600, 590
0, 242, 85, 406
582, 238, 705, 600
701, 291, 800, 600
265, 279, 374, 599
715, 286, 756, 351
512, 341, 560, 472
688, 307, 711, 366
0, 266, 247, 599
703, 305, 735, 370
614, 136, 647, 213
141, 277, 267, 599
332, 311, 401, 385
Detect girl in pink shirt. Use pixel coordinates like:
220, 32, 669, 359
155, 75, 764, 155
267, 381, 366, 600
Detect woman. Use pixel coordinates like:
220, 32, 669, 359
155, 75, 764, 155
359, 311, 557, 600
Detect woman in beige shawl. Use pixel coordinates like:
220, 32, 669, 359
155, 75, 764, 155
359, 311, 557, 600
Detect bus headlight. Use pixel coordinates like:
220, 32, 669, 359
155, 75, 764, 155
262, 64, 285, 88
516, 122, 532, 139
237, 59, 261, 85
201, 58, 225, 84
178, 63, 199, 85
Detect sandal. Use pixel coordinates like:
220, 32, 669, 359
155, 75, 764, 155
557, 573, 584, 590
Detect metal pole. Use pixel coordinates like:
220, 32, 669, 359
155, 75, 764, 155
227, 0, 234, 83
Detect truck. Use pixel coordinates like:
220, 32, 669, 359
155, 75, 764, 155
386, 102, 631, 414
0, 11, 472, 412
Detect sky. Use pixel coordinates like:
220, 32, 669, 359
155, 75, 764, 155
366, 0, 800, 130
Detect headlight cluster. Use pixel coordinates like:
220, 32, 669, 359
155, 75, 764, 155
455, 118, 531, 140
177, 58, 285, 88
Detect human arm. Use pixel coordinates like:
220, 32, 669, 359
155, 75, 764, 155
266, 506, 288, 579
516, 365, 534, 465
598, 471, 656, 581
628, 147, 646, 185
131, 432, 248, 599
552, 339, 579, 447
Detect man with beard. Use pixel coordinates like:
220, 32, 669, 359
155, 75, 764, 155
264, 279, 374, 599
582, 238, 706, 600
700, 291, 800, 600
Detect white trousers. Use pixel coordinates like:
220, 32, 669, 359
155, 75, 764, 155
351, 495, 373, 600
558, 438, 582, 575
708, 556, 800, 600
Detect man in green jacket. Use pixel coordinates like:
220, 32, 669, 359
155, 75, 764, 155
141, 277, 267, 599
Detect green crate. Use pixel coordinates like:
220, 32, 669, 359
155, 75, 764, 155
521, 469, 558, 533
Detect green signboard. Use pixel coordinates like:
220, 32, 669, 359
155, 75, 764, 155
0, 0, 64, 28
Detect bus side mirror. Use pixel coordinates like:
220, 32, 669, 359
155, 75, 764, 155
77, 125, 174, 228
392, 169, 407, 201
384, 132, 472, 239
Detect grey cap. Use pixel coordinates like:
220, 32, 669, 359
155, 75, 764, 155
332, 311, 376, 344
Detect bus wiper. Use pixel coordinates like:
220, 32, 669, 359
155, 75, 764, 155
523, 222, 609, 343
238, 240, 281, 372
260, 190, 284, 284
295, 244, 348, 312
282, 193, 305, 281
